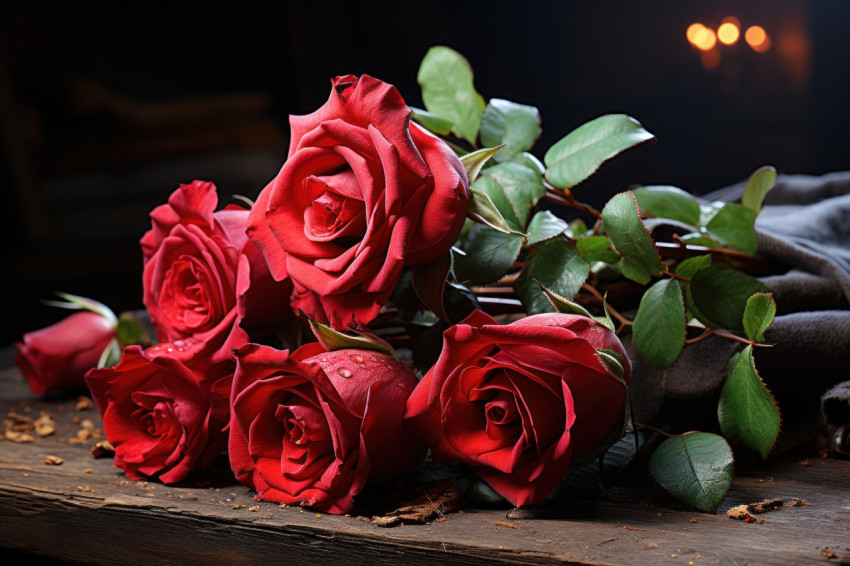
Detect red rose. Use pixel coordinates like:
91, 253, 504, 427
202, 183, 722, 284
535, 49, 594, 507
85, 342, 230, 484
141, 180, 292, 363
247, 74, 470, 329
404, 310, 631, 507
228, 343, 424, 513
15, 311, 117, 395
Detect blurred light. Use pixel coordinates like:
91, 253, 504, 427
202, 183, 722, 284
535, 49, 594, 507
701, 49, 722, 70
745, 25, 771, 53
721, 15, 740, 28
687, 23, 706, 46
718, 22, 740, 45
695, 27, 717, 51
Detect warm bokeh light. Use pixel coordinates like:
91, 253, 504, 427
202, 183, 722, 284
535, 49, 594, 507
687, 23, 706, 45
692, 27, 717, 51
718, 22, 740, 45
745, 25, 771, 53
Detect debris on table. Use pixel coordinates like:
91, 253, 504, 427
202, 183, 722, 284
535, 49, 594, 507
726, 497, 809, 523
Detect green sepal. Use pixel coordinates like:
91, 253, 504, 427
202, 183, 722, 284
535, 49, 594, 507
304, 313, 395, 357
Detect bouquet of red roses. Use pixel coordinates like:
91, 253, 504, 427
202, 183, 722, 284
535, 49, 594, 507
15, 47, 780, 515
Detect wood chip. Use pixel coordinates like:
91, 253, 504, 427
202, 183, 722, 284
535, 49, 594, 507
727, 505, 751, 520
91, 440, 115, 458
76, 396, 94, 411
748, 498, 784, 514
4, 430, 35, 443
34, 412, 56, 437
44, 455, 64, 465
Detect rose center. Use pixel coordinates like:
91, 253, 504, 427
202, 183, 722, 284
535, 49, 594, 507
160, 259, 212, 333
302, 176, 366, 244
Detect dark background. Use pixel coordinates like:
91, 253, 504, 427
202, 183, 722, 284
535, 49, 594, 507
2, 0, 849, 344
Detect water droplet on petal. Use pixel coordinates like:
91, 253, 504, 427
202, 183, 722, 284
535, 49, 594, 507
337, 368, 352, 378
349, 354, 365, 363
166, 347, 174, 353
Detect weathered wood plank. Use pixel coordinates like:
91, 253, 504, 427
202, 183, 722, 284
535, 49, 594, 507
1, 361, 849, 565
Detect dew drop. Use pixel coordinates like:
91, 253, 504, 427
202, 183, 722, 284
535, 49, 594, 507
166, 347, 174, 353
337, 368, 353, 378
349, 354, 365, 363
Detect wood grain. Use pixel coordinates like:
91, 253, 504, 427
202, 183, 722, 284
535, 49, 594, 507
1, 362, 848, 565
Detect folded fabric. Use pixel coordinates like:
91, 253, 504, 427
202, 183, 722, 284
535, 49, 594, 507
629, 171, 850, 459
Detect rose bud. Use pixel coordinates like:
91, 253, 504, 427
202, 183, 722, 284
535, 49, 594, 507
15, 311, 117, 395
84, 342, 230, 484
405, 310, 631, 507
141, 180, 293, 364
247, 74, 470, 329
228, 343, 425, 514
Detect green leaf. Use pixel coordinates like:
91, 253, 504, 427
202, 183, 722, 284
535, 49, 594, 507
515, 238, 590, 314
480, 98, 542, 161
411, 253, 452, 323
632, 185, 701, 226
705, 203, 758, 255
741, 165, 777, 213
409, 106, 454, 136
544, 114, 654, 189
718, 346, 781, 459
507, 152, 546, 175
675, 254, 711, 280
632, 279, 686, 368
472, 176, 521, 230
601, 192, 664, 284
576, 235, 620, 264
115, 312, 149, 348
742, 293, 776, 342
690, 268, 768, 331
454, 224, 524, 285
569, 218, 588, 237
556, 422, 642, 499
648, 432, 734, 513
465, 477, 509, 507
526, 210, 570, 245
417, 46, 485, 145
479, 161, 546, 229
467, 187, 517, 235
460, 145, 503, 183
305, 315, 395, 357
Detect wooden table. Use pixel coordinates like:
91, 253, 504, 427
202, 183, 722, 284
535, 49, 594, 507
1, 351, 848, 565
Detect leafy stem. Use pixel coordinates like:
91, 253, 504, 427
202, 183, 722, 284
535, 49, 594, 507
543, 187, 603, 219
685, 327, 774, 348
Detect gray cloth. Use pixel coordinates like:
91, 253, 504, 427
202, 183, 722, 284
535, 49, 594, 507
629, 171, 850, 458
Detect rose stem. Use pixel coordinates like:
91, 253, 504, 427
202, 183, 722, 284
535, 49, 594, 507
635, 423, 679, 438
543, 187, 603, 219
684, 328, 774, 348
